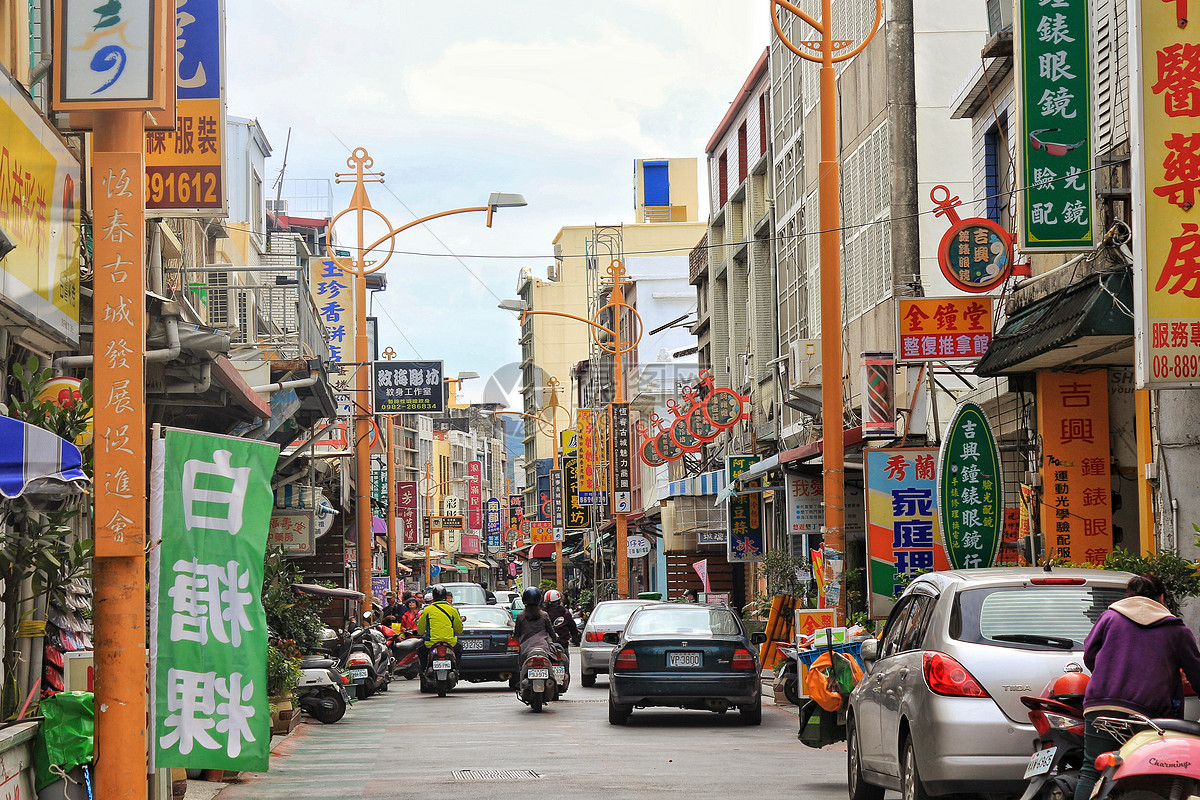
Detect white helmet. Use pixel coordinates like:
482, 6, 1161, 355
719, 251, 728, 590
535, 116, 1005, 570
544, 589, 562, 604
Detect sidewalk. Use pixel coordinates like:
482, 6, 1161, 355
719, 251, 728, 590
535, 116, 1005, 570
183, 732, 298, 799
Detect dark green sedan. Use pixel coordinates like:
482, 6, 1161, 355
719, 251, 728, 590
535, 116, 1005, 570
605, 603, 766, 726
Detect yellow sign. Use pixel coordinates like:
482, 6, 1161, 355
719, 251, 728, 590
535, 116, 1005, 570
0, 72, 81, 343
1036, 371, 1112, 566
577, 409, 596, 493
561, 429, 578, 458
1134, 1, 1200, 387
144, 98, 224, 212
530, 522, 554, 544
896, 297, 993, 363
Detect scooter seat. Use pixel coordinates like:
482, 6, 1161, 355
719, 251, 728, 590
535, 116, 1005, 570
1150, 718, 1200, 737
301, 656, 337, 670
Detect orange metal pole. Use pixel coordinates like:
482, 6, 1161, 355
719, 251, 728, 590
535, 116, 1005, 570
92, 108, 148, 800
354, 229, 373, 617
1136, 390, 1156, 555
386, 416, 397, 590
613, 276, 630, 599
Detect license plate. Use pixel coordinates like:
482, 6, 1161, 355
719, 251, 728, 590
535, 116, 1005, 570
432, 660, 452, 670
1024, 746, 1057, 779
527, 668, 549, 679
669, 652, 702, 668
552, 666, 566, 680
462, 639, 485, 650
349, 668, 368, 680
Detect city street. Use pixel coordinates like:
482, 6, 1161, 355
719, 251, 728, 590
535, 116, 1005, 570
213, 654, 855, 800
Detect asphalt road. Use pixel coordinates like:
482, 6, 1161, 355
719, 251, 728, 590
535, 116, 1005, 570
216, 652, 858, 800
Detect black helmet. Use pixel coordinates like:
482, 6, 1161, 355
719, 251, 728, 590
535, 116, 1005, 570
431, 584, 448, 601
521, 587, 543, 608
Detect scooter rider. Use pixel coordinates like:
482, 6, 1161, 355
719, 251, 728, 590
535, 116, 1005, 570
514, 587, 557, 663
544, 590, 579, 651
416, 584, 463, 671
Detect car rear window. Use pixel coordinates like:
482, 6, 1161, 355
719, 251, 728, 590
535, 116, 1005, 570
461, 606, 511, 627
442, 584, 487, 605
954, 585, 1124, 650
589, 602, 649, 625
625, 607, 742, 637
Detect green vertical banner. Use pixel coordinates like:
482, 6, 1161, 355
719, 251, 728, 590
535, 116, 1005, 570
150, 428, 280, 771
1017, 0, 1094, 251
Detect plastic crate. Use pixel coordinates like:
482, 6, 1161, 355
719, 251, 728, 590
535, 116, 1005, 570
795, 640, 865, 670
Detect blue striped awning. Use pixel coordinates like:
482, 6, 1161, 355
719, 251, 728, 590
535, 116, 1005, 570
667, 469, 727, 498
0, 416, 90, 499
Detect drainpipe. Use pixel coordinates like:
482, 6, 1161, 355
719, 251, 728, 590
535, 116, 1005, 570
164, 362, 211, 394
53, 315, 182, 374
249, 374, 319, 395
888, 0, 920, 298
28, 0, 52, 103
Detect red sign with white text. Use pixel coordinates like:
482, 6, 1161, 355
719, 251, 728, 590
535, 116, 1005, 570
468, 460, 483, 530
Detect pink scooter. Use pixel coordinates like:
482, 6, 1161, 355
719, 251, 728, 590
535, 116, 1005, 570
1089, 712, 1200, 799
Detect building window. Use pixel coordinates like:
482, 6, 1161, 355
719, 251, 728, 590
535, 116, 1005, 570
738, 122, 748, 183
759, 93, 768, 155
718, 151, 728, 207
984, 114, 1013, 227
251, 170, 263, 237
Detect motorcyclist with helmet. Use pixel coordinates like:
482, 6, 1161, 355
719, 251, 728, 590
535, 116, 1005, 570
543, 589, 579, 681
415, 584, 463, 671
514, 587, 558, 664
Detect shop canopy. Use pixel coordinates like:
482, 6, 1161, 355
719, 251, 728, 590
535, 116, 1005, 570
0, 416, 90, 499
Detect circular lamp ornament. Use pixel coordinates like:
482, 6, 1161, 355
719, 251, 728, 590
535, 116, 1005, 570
652, 414, 683, 462
637, 422, 666, 467
931, 185, 1013, 294
666, 399, 702, 453
681, 386, 719, 443
697, 371, 746, 430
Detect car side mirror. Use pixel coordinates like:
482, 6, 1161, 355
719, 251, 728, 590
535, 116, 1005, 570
602, 632, 621, 645
859, 638, 880, 663
487, 597, 497, 605
749, 632, 767, 645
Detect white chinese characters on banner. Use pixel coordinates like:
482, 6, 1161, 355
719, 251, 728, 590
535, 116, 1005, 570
160, 669, 257, 758
168, 559, 254, 646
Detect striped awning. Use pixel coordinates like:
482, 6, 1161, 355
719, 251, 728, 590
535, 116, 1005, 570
667, 469, 727, 499
0, 416, 90, 499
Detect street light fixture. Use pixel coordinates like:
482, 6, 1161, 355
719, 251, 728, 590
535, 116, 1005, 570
497, 299, 527, 313
328, 146, 523, 615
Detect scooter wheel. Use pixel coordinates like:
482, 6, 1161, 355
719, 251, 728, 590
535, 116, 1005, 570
437, 682, 447, 698
783, 679, 801, 707
531, 694, 543, 713
311, 690, 346, 724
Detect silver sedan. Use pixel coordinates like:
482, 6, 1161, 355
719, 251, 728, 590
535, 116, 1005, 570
578, 600, 657, 687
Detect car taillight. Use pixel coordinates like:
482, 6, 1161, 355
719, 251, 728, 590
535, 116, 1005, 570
585, 631, 606, 642
732, 649, 756, 670
614, 648, 639, 670
922, 652, 989, 698
1095, 752, 1121, 772
506, 635, 519, 651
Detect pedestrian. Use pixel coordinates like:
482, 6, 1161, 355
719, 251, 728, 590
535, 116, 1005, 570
1074, 574, 1200, 800
380, 591, 404, 626
682, 588, 699, 603
400, 596, 421, 632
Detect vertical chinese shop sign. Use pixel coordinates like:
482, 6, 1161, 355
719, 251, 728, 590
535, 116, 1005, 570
577, 409, 597, 494
865, 449, 949, 619
937, 403, 1004, 570
94, 153, 147, 557
726, 456, 764, 563
1132, 0, 1200, 387
1017, 0, 1094, 250
468, 460, 483, 530
150, 429, 279, 771
1036, 371, 1112, 565
397, 481, 418, 546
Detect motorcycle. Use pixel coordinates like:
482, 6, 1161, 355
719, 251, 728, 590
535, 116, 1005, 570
517, 644, 567, 713
773, 644, 802, 706
384, 627, 423, 680
421, 640, 459, 697
296, 656, 352, 724
1089, 711, 1200, 800
1019, 667, 1089, 800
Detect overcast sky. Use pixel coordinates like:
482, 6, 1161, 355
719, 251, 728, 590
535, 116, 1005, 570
226, 2, 771, 405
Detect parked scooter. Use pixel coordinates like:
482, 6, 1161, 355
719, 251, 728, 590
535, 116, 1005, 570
421, 641, 459, 697
517, 644, 566, 712
1089, 711, 1200, 799
296, 656, 352, 724
1019, 667, 1089, 800
372, 622, 423, 679
773, 644, 802, 706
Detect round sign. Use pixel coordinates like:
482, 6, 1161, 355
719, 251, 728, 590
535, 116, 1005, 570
626, 534, 652, 558
641, 437, 667, 466
670, 415, 701, 452
686, 402, 719, 443
529, 559, 543, 571
702, 389, 744, 429
655, 430, 682, 462
937, 218, 1012, 293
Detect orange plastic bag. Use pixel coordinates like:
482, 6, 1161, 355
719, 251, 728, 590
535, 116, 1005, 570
803, 651, 865, 712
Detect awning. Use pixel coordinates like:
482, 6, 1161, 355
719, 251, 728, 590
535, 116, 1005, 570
778, 426, 866, 467
437, 562, 466, 573
734, 454, 780, 484
458, 557, 489, 569
290, 583, 364, 601
668, 469, 727, 498
976, 268, 1134, 376
528, 543, 556, 559
0, 417, 90, 499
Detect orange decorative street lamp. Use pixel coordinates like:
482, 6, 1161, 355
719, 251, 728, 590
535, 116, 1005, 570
516, 260, 642, 598
327, 147, 524, 615
771, 0, 882, 624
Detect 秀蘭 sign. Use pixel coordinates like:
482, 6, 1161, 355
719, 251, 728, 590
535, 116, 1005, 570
150, 429, 279, 771
374, 361, 445, 414
1017, 0, 1095, 251
937, 403, 1004, 571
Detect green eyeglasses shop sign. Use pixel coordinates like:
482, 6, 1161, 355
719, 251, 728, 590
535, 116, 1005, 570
150, 429, 280, 771
937, 403, 1003, 570
1017, 0, 1094, 251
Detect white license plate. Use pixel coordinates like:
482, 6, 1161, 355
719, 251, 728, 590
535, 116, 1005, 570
1024, 746, 1057, 779
432, 660, 452, 670
552, 666, 565, 679
349, 668, 368, 680
527, 668, 550, 679
669, 652, 702, 668
462, 639, 485, 650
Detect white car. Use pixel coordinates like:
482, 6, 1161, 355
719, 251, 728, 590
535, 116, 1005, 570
492, 590, 519, 608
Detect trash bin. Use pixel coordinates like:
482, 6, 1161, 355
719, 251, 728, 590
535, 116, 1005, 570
636, 592, 662, 600
33, 691, 94, 794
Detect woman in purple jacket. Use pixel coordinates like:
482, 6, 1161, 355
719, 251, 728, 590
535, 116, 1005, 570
1074, 574, 1200, 800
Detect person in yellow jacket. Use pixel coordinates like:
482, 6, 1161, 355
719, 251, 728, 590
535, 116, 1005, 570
416, 584, 463, 671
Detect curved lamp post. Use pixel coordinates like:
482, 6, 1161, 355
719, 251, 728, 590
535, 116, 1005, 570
328, 146, 525, 614
516, 259, 642, 598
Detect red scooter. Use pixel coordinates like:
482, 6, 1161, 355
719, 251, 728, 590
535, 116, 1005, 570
1019, 668, 1089, 800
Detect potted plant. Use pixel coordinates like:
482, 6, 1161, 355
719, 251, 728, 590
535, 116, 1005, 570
266, 642, 301, 736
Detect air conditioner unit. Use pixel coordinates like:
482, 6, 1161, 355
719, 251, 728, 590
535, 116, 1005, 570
785, 339, 822, 416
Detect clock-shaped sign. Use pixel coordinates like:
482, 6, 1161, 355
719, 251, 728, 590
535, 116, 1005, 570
931, 184, 1013, 294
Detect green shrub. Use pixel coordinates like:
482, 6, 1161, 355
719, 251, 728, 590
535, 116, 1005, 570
266, 643, 301, 697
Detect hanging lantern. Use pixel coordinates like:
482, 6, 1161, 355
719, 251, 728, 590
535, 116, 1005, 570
682, 385, 719, 443
638, 422, 667, 467
666, 399, 702, 453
